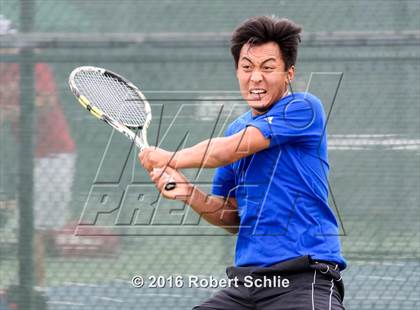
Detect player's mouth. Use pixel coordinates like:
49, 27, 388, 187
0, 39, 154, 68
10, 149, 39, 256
249, 88, 267, 101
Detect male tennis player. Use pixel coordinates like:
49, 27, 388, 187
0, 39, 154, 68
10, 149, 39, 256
140, 16, 346, 310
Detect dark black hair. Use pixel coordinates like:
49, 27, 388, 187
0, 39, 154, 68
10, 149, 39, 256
230, 16, 302, 70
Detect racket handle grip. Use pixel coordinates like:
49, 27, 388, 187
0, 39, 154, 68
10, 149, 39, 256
164, 181, 176, 191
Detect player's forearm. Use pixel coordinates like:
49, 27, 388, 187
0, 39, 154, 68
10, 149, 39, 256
171, 138, 234, 169
182, 186, 239, 234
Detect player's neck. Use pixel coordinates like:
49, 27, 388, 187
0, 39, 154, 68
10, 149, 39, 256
251, 89, 290, 116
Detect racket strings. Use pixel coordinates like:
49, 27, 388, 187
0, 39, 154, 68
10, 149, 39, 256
74, 71, 148, 127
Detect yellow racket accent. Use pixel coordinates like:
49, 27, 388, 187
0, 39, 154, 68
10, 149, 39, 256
78, 95, 103, 119
90, 106, 103, 119
78, 95, 90, 109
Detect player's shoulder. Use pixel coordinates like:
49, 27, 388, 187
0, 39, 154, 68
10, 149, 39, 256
282, 92, 322, 106
290, 92, 323, 108
269, 92, 325, 115
225, 110, 252, 136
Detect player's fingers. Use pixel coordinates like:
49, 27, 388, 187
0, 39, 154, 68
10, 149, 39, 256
141, 149, 155, 171
155, 175, 171, 192
161, 166, 186, 183
138, 147, 152, 162
149, 172, 158, 183
138, 151, 147, 168
150, 168, 170, 187
138, 149, 146, 161
150, 168, 162, 182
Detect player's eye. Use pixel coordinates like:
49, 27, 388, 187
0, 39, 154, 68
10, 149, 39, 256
241, 64, 252, 71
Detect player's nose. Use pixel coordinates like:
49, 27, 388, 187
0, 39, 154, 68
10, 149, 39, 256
250, 70, 263, 83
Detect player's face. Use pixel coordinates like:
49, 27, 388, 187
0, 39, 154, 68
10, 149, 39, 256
236, 42, 294, 115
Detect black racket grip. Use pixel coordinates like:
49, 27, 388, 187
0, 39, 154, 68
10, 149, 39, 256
164, 182, 176, 191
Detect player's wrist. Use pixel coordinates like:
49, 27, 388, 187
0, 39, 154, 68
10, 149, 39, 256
168, 151, 180, 169
182, 183, 197, 204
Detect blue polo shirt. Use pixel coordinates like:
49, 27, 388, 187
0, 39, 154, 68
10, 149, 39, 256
212, 92, 346, 270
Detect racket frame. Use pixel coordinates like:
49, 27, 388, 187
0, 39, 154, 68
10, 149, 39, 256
69, 66, 176, 191
68, 66, 151, 151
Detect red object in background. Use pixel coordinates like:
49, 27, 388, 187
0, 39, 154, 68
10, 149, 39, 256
0, 63, 75, 157
52, 221, 120, 257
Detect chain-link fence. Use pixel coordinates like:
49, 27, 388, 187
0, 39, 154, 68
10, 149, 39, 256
0, 1, 419, 309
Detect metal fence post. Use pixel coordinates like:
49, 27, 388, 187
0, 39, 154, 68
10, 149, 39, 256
18, 0, 35, 309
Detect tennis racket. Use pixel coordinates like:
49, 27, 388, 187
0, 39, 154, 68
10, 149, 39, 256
68, 66, 176, 190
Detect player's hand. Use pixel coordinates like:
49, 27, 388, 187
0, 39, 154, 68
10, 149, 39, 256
150, 167, 194, 201
138, 147, 173, 171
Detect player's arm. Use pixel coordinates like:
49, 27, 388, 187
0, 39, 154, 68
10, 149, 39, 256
140, 126, 269, 170
150, 167, 240, 234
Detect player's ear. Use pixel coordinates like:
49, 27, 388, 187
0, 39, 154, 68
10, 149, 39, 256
287, 65, 295, 82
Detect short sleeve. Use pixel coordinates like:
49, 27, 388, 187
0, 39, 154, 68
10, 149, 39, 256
212, 164, 236, 198
211, 123, 238, 197
247, 97, 324, 147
